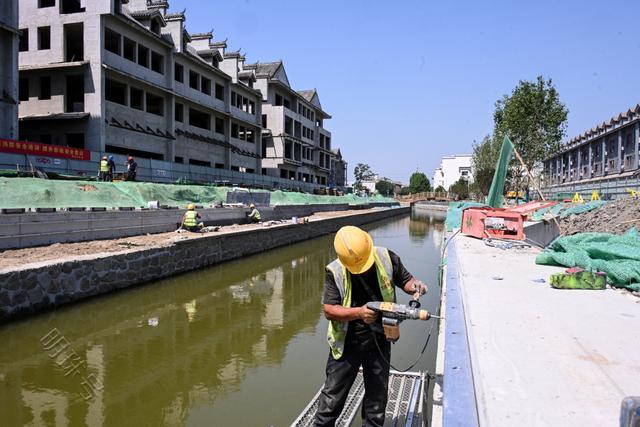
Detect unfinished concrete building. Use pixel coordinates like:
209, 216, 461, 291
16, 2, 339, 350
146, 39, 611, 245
17, 0, 262, 172
246, 61, 334, 185
0, 0, 19, 140
542, 104, 640, 199
329, 148, 347, 189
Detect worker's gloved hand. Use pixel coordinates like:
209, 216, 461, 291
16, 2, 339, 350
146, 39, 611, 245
412, 280, 428, 295
359, 304, 378, 324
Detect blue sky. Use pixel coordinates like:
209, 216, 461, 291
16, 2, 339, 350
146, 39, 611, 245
171, 0, 640, 185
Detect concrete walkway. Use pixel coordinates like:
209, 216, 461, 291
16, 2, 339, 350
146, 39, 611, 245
453, 235, 640, 427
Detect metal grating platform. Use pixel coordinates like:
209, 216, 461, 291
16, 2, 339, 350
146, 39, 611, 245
291, 369, 426, 427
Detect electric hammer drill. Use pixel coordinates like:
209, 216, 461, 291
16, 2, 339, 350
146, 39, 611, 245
366, 301, 435, 342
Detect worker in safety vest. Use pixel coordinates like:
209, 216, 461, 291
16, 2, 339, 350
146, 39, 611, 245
99, 156, 109, 181
247, 203, 261, 223
107, 155, 116, 181
180, 204, 203, 232
314, 226, 428, 426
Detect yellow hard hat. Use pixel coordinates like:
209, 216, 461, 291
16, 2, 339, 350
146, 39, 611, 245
187, 203, 195, 210
334, 226, 375, 274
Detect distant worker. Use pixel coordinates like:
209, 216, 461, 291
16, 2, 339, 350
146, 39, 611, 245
126, 156, 137, 181
99, 156, 109, 181
314, 226, 428, 427
107, 155, 116, 181
181, 204, 204, 232
247, 203, 261, 223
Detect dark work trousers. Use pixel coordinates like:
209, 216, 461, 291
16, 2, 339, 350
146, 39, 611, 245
314, 331, 391, 427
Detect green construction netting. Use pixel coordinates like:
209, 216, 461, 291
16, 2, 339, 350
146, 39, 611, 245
487, 136, 514, 208
0, 178, 393, 209
529, 201, 607, 221
445, 201, 487, 231
535, 228, 640, 291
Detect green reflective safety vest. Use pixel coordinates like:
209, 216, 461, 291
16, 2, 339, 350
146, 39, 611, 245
325, 246, 395, 360
184, 211, 198, 227
100, 160, 109, 172
250, 208, 261, 220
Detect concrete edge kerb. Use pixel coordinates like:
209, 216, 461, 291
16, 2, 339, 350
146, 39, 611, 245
0, 207, 409, 322
442, 234, 480, 427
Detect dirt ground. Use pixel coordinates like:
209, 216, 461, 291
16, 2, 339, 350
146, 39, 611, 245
0, 209, 382, 270
560, 196, 640, 235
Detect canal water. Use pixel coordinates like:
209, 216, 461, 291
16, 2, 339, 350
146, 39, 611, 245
0, 208, 445, 426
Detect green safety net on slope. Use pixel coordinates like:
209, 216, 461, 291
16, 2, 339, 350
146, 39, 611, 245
535, 228, 640, 291
0, 178, 393, 209
445, 201, 487, 231
529, 200, 607, 221
487, 136, 515, 208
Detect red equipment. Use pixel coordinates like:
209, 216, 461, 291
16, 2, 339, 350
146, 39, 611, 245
461, 207, 526, 240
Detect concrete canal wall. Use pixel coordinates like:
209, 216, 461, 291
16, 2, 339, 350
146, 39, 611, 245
0, 207, 409, 322
0, 202, 398, 250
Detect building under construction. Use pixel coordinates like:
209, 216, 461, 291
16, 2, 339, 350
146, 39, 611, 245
542, 104, 640, 199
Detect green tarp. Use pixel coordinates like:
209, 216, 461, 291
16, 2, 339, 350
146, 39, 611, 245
487, 136, 515, 208
535, 229, 640, 291
0, 178, 393, 209
529, 200, 607, 221
445, 201, 487, 231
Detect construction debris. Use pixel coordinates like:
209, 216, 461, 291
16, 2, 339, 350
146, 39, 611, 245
560, 197, 640, 235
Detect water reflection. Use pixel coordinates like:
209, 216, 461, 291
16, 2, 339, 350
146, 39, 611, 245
0, 210, 446, 426
0, 238, 333, 426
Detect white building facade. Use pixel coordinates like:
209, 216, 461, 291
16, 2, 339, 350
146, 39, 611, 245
432, 154, 473, 190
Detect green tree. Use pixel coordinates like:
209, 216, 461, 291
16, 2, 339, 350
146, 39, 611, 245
353, 163, 375, 192
399, 186, 411, 196
409, 172, 431, 193
494, 76, 568, 196
449, 177, 470, 200
471, 135, 501, 197
375, 179, 395, 196
434, 185, 446, 194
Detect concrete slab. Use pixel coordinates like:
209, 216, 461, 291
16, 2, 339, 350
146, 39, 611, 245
452, 235, 640, 427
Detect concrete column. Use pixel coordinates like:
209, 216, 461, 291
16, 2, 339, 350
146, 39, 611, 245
618, 130, 623, 173
588, 142, 593, 177
166, 93, 175, 162
633, 123, 640, 169
576, 147, 581, 181
601, 138, 606, 174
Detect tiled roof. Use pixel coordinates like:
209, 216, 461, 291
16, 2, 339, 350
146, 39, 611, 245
297, 89, 316, 102
165, 10, 185, 21
244, 61, 281, 78
191, 32, 212, 40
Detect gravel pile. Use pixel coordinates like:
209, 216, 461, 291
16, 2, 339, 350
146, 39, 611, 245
560, 197, 640, 235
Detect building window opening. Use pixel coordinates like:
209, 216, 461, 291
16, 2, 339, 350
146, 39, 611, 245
19, 78, 29, 102
137, 45, 149, 68
215, 83, 224, 101
39, 76, 51, 100
215, 163, 224, 169
175, 103, 184, 122
61, 0, 85, 14
284, 117, 292, 135
130, 87, 143, 110
150, 19, 161, 35
215, 117, 224, 134
39, 0, 55, 7
246, 129, 254, 143
145, 93, 164, 116
174, 63, 183, 83
262, 114, 267, 128
66, 133, 85, 149
200, 77, 211, 95
189, 108, 210, 130
38, 26, 51, 50
175, 156, 184, 164
189, 159, 211, 167
105, 28, 121, 55
64, 23, 84, 61
151, 51, 164, 74
275, 94, 283, 106
284, 141, 292, 159
19, 29, 28, 52
123, 37, 136, 62
231, 123, 239, 138
65, 75, 84, 112
189, 71, 199, 90
105, 78, 127, 105
230, 166, 240, 171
